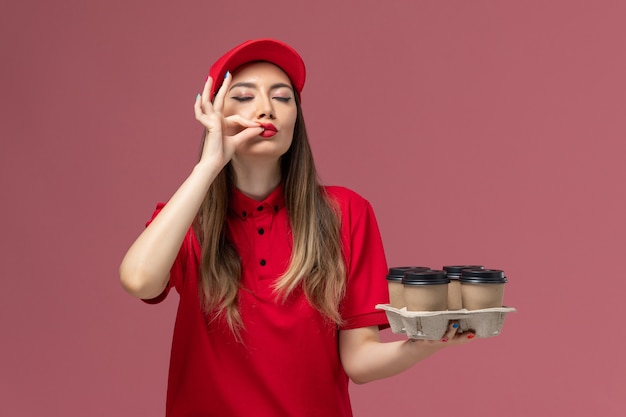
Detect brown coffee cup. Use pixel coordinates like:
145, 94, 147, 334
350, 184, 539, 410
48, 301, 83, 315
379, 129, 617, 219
443, 265, 485, 310
402, 270, 449, 311
460, 269, 507, 310
386, 266, 430, 309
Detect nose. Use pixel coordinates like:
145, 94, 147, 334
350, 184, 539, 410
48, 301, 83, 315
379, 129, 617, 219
256, 94, 275, 120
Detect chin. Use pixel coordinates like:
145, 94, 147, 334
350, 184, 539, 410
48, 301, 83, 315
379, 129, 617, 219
237, 145, 290, 161
243, 138, 291, 156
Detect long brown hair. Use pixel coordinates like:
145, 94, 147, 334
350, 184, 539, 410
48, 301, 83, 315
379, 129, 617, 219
194, 91, 346, 339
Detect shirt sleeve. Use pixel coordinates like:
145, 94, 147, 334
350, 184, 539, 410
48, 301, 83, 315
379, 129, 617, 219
335, 188, 390, 330
140, 202, 189, 304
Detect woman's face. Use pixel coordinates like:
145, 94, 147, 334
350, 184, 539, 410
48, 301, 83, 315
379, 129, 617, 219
222, 61, 297, 160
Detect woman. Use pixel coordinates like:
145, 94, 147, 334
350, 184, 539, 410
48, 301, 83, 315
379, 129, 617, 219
120, 38, 473, 417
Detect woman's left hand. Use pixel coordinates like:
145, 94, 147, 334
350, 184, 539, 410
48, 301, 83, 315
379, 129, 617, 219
411, 320, 475, 346
339, 321, 475, 384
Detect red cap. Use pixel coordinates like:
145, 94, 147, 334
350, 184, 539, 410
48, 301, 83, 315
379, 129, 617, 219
208, 38, 306, 100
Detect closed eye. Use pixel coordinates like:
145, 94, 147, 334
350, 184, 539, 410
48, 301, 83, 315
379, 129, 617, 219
231, 97, 253, 102
231, 96, 291, 103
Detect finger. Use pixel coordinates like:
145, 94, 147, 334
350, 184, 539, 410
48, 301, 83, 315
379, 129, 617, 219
195, 93, 214, 123
229, 126, 264, 147
202, 77, 213, 103
440, 321, 460, 343
196, 77, 213, 118
194, 94, 203, 119
450, 328, 475, 343
213, 71, 231, 112
224, 114, 262, 129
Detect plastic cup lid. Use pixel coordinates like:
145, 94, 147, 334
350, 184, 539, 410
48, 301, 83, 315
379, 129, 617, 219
443, 265, 485, 275
402, 269, 449, 285
386, 266, 431, 282
460, 269, 507, 284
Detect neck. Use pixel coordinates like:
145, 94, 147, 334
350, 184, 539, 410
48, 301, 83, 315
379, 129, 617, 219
231, 157, 282, 200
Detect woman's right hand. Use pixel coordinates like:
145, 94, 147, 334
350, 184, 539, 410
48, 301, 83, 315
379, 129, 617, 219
122, 74, 263, 300
194, 73, 263, 169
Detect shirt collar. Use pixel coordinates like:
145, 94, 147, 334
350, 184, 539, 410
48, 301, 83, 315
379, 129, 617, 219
230, 183, 285, 219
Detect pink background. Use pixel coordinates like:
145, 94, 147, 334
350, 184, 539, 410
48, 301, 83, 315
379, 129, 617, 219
2, 0, 624, 416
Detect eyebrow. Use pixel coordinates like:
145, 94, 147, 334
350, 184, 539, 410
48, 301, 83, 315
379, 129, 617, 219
229, 82, 293, 92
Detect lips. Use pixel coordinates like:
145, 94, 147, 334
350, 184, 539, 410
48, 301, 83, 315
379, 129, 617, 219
259, 123, 277, 138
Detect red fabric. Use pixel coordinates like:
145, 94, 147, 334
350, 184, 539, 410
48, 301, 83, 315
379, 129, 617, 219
143, 185, 389, 417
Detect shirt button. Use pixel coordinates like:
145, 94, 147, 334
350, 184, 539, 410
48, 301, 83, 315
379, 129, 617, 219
258, 228, 264, 235
260, 259, 266, 266
241, 211, 247, 218
257, 205, 264, 211
274, 205, 279, 212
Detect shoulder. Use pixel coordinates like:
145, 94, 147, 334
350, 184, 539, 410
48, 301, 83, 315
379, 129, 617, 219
324, 185, 368, 203
323, 186, 373, 217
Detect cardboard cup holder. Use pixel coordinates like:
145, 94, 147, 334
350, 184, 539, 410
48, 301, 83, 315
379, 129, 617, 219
376, 304, 517, 340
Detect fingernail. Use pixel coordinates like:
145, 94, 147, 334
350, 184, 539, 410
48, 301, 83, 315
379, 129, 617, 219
467, 334, 475, 339
196, 94, 201, 101
452, 323, 459, 329
224, 70, 230, 79
441, 337, 448, 342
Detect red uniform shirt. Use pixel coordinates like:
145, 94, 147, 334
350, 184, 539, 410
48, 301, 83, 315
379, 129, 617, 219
144, 185, 389, 417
